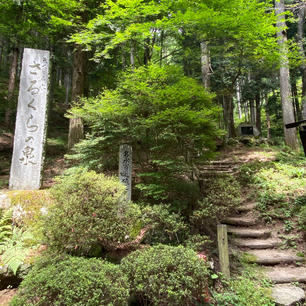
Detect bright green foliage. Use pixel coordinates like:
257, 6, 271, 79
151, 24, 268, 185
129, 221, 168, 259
214, 275, 274, 306
0, 210, 36, 275
68, 64, 221, 205
10, 254, 130, 306
190, 175, 241, 229
0, 227, 35, 275
43, 170, 142, 254
121, 244, 210, 306
0, 209, 12, 244
141, 204, 188, 245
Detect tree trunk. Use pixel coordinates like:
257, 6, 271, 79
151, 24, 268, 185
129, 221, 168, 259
265, 94, 271, 139
64, 72, 71, 105
5, 47, 19, 128
200, 41, 211, 88
223, 95, 236, 138
130, 40, 135, 70
250, 100, 256, 124
68, 45, 86, 150
255, 93, 261, 134
236, 81, 242, 119
297, 3, 306, 120
275, 0, 299, 150
292, 80, 301, 120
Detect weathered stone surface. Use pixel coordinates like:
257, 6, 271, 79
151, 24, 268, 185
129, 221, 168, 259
265, 266, 306, 283
236, 202, 257, 212
119, 144, 132, 201
233, 238, 281, 249
0, 193, 11, 209
227, 227, 271, 238
271, 284, 305, 306
9, 48, 50, 190
223, 217, 257, 226
246, 250, 304, 265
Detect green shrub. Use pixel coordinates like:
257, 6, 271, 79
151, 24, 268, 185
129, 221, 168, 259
190, 175, 241, 229
67, 64, 222, 207
10, 254, 130, 306
141, 204, 188, 245
43, 170, 142, 254
121, 244, 210, 306
213, 274, 274, 306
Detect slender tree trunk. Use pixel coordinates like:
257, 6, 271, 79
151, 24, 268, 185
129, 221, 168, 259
130, 40, 135, 70
250, 100, 256, 124
255, 93, 261, 134
297, 3, 306, 120
236, 81, 242, 119
68, 45, 86, 150
160, 30, 164, 66
144, 38, 150, 65
244, 102, 249, 122
265, 94, 271, 139
223, 94, 236, 138
275, 0, 299, 149
200, 41, 211, 88
292, 80, 301, 120
5, 47, 19, 128
64, 72, 71, 105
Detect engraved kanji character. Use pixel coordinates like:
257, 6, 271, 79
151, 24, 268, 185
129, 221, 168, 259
19, 146, 37, 165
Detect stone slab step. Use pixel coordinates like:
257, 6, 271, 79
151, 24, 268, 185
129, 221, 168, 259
271, 284, 305, 306
236, 202, 257, 212
233, 238, 281, 249
223, 217, 257, 226
265, 267, 306, 283
227, 227, 271, 238
245, 250, 305, 265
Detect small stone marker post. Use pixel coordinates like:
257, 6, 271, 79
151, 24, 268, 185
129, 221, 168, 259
119, 144, 132, 201
9, 48, 50, 190
217, 224, 230, 278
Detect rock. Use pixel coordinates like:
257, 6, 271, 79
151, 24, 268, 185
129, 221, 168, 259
223, 217, 256, 226
245, 250, 304, 265
265, 267, 306, 283
271, 284, 305, 306
227, 227, 271, 238
233, 238, 281, 249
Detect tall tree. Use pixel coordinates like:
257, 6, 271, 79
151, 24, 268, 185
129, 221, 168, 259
275, 0, 299, 149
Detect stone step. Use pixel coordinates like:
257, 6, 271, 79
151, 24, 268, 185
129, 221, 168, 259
245, 250, 305, 265
265, 266, 306, 284
227, 227, 271, 238
233, 238, 281, 249
271, 284, 305, 306
236, 202, 257, 212
223, 217, 257, 226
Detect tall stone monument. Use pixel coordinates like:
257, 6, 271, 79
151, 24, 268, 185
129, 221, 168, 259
9, 48, 50, 190
119, 144, 132, 201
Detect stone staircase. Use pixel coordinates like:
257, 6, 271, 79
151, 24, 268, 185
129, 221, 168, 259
224, 201, 306, 306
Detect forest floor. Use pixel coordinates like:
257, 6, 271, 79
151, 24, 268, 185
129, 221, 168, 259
0, 134, 306, 305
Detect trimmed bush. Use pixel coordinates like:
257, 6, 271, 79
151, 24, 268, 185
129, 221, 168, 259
10, 254, 130, 306
43, 170, 142, 254
121, 244, 210, 306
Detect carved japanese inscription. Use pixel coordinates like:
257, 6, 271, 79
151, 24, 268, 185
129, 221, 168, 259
119, 144, 132, 201
9, 48, 50, 190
